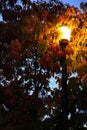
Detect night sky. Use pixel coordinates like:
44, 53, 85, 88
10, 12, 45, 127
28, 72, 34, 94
61, 0, 87, 9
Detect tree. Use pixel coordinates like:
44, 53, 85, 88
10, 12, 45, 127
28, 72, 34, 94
80, 2, 87, 13
0, 0, 87, 130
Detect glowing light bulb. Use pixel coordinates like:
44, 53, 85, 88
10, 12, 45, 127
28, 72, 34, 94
58, 26, 71, 41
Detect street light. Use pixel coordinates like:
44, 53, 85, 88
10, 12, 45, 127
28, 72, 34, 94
58, 26, 71, 130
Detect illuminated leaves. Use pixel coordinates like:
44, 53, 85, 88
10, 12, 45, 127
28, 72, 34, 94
65, 45, 74, 55
38, 5, 87, 77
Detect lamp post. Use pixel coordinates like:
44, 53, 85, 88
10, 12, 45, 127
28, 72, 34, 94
58, 26, 71, 130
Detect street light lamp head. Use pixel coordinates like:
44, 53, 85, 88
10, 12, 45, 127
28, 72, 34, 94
58, 26, 71, 49
58, 26, 71, 41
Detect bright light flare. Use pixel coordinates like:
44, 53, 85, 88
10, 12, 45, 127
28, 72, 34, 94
58, 26, 71, 41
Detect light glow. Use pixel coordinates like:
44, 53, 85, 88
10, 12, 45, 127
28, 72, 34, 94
58, 26, 71, 41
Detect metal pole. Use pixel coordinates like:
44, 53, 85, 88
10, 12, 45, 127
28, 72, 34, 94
60, 40, 69, 130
